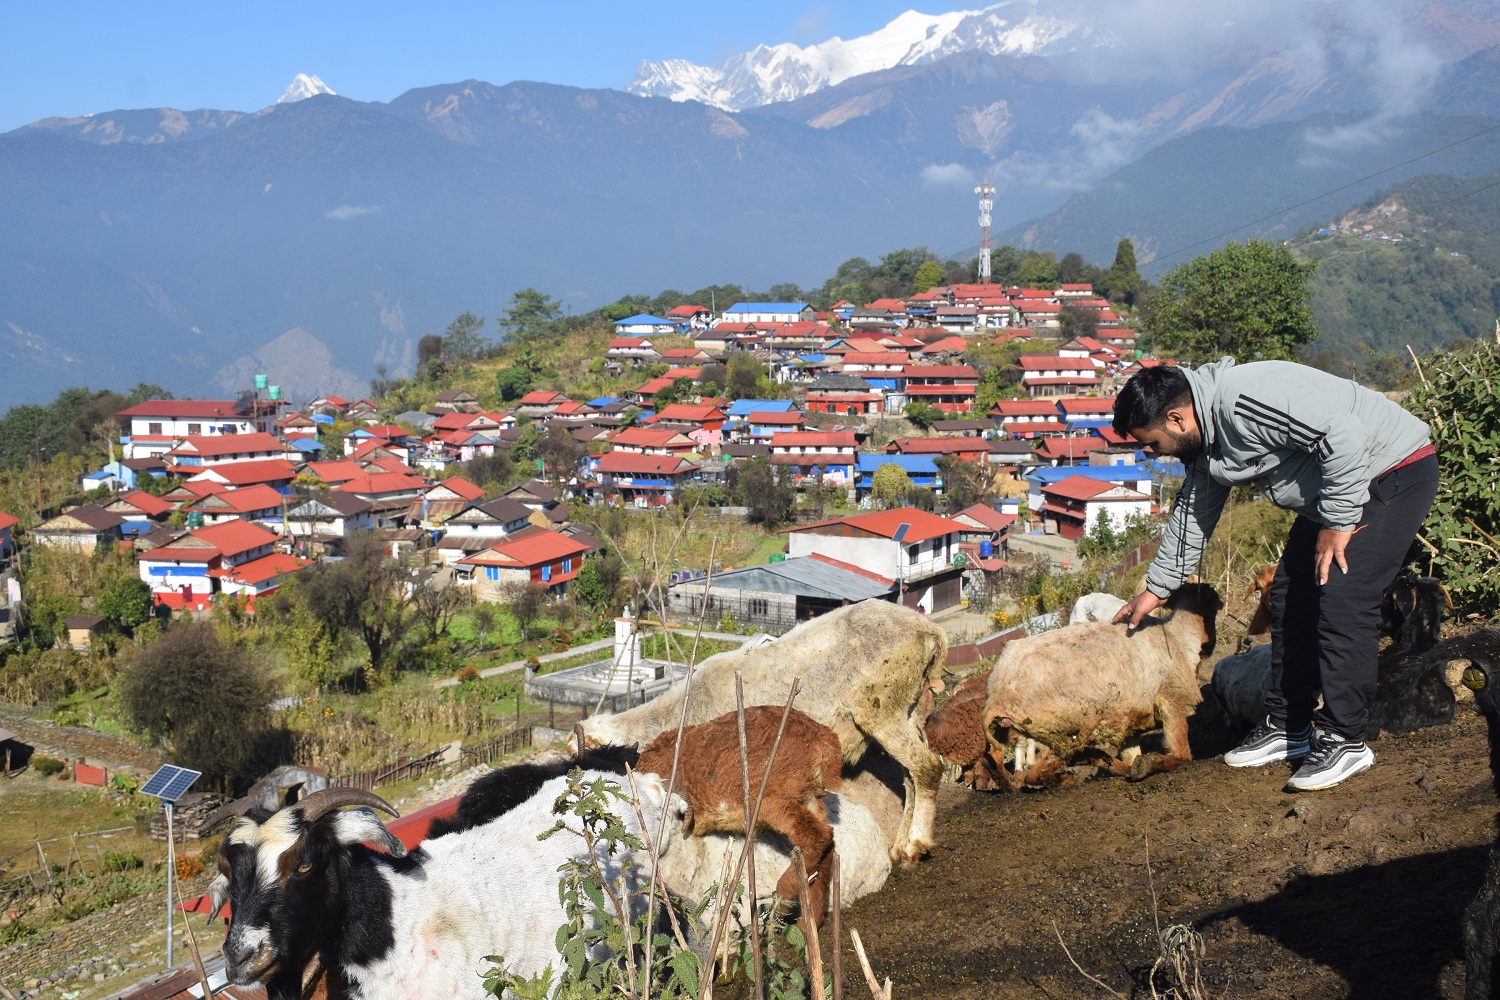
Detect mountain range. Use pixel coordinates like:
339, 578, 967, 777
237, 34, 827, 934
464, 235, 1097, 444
3, 2, 1500, 410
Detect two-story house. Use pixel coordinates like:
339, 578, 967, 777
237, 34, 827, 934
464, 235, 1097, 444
786, 508, 967, 614
768, 432, 858, 486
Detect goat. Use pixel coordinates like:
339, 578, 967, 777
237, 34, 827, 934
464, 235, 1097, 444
635, 705, 842, 927
1451, 630, 1500, 998
983, 584, 1222, 781
573, 599, 950, 864
209, 780, 667, 1000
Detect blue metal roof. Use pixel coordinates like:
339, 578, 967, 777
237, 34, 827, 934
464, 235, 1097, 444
1066, 418, 1112, 429
1144, 457, 1186, 478
856, 454, 940, 474
1025, 464, 1153, 486
723, 302, 811, 313
614, 314, 674, 326
588, 397, 621, 407
288, 438, 325, 453
725, 399, 795, 417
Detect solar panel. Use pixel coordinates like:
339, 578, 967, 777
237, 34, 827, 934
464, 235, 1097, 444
140, 764, 202, 803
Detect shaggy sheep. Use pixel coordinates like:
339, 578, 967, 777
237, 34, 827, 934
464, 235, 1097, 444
574, 599, 950, 864
983, 584, 1222, 781
636, 706, 844, 926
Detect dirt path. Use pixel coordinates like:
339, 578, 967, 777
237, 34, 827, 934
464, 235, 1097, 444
834, 702, 1494, 999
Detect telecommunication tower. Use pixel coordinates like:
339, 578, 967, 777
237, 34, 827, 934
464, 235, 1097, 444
974, 180, 994, 284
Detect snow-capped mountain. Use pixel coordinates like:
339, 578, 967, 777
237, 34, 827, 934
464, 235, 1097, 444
277, 73, 335, 105
628, 2, 1096, 110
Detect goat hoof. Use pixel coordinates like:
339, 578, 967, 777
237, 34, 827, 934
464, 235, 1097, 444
1127, 754, 1157, 782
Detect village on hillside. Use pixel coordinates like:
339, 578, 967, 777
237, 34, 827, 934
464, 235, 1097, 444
3, 280, 1180, 642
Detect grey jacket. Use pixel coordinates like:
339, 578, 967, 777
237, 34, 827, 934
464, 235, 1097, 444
1144, 357, 1431, 599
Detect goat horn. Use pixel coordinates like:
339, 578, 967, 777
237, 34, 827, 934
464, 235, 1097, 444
295, 787, 401, 823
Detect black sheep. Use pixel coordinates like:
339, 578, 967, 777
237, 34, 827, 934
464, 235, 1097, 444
1455, 628, 1500, 998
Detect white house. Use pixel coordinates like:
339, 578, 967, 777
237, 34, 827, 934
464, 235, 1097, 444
785, 508, 966, 614
116, 399, 277, 460
720, 302, 815, 325
1036, 475, 1153, 541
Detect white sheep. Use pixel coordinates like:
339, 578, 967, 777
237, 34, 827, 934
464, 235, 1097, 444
1068, 592, 1127, 625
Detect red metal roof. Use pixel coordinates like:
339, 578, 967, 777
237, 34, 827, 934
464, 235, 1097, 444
118, 400, 250, 419
1042, 475, 1114, 501
1034, 438, 1109, 461
840, 352, 909, 366
654, 404, 726, 423
332, 472, 428, 494
744, 411, 805, 424
610, 427, 694, 447
609, 336, 651, 348
517, 391, 565, 405
794, 507, 963, 544
460, 530, 591, 568
216, 552, 312, 585
954, 504, 1018, 532
886, 438, 987, 455
438, 476, 485, 500
304, 459, 366, 484
169, 432, 284, 458
594, 453, 698, 475
189, 484, 284, 513
666, 304, 708, 316
195, 458, 298, 485
1056, 397, 1115, 414
115, 489, 175, 516
991, 399, 1062, 416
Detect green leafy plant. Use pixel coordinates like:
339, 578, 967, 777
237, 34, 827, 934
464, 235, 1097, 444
480, 769, 703, 999
31, 755, 66, 778
1406, 339, 1500, 615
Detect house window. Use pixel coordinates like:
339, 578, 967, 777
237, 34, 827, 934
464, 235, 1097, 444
908, 543, 919, 565
749, 597, 769, 617
561, 557, 572, 574
187, 423, 201, 435
148, 422, 162, 435
485, 566, 499, 581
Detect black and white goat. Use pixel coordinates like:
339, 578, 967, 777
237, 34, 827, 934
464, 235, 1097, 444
1457, 629, 1500, 998
209, 776, 667, 1000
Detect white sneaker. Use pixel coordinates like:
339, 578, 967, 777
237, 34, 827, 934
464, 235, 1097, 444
1285, 731, 1375, 791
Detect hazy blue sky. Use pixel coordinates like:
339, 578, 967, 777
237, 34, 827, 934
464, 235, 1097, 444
0, 2, 959, 132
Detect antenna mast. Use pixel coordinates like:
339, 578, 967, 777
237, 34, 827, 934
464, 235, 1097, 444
974, 180, 994, 284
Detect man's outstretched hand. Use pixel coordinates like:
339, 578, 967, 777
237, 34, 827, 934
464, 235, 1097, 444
1113, 590, 1166, 630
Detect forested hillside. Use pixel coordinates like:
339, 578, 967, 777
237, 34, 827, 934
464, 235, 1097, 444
1297, 170, 1500, 372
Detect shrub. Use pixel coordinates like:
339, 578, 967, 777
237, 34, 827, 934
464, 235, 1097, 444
456, 665, 480, 684
175, 853, 206, 880
32, 755, 66, 778
1406, 341, 1500, 616
102, 850, 143, 872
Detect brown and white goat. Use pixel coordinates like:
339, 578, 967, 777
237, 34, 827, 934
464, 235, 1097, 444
636, 705, 842, 927
983, 584, 1222, 781
574, 599, 949, 864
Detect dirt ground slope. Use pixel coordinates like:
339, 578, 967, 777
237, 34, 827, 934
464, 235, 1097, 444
837, 699, 1496, 999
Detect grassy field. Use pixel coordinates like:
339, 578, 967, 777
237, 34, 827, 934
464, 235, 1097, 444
0, 774, 155, 862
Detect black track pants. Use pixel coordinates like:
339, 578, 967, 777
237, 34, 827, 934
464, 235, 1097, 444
1263, 453, 1440, 739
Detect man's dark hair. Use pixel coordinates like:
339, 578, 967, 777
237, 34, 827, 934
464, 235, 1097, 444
1112, 365, 1193, 436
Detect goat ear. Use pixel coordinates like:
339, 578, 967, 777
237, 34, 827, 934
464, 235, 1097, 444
205, 873, 229, 924
325, 807, 408, 858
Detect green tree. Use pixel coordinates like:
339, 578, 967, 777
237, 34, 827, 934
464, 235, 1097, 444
117, 621, 285, 790
1058, 303, 1099, 341
1148, 240, 1319, 364
499, 288, 563, 345
417, 333, 445, 367
1102, 238, 1142, 307
871, 463, 913, 507
297, 532, 413, 682
1057, 252, 1094, 285
496, 366, 534, 402
725, 353, 767, 401
935, 456, 989, 511
903, 401, 942, 430
1016, 251, 1060, 289
98, 576, 153, 631
738, 456, 794, 529
913, 260, 946, 294
443, 312, 487, 362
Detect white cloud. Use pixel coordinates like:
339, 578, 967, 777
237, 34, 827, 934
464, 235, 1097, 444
921, 162, 976, 187
324, 204, 381, 221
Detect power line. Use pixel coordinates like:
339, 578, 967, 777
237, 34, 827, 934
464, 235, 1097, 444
1148, 119, 1500, 267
